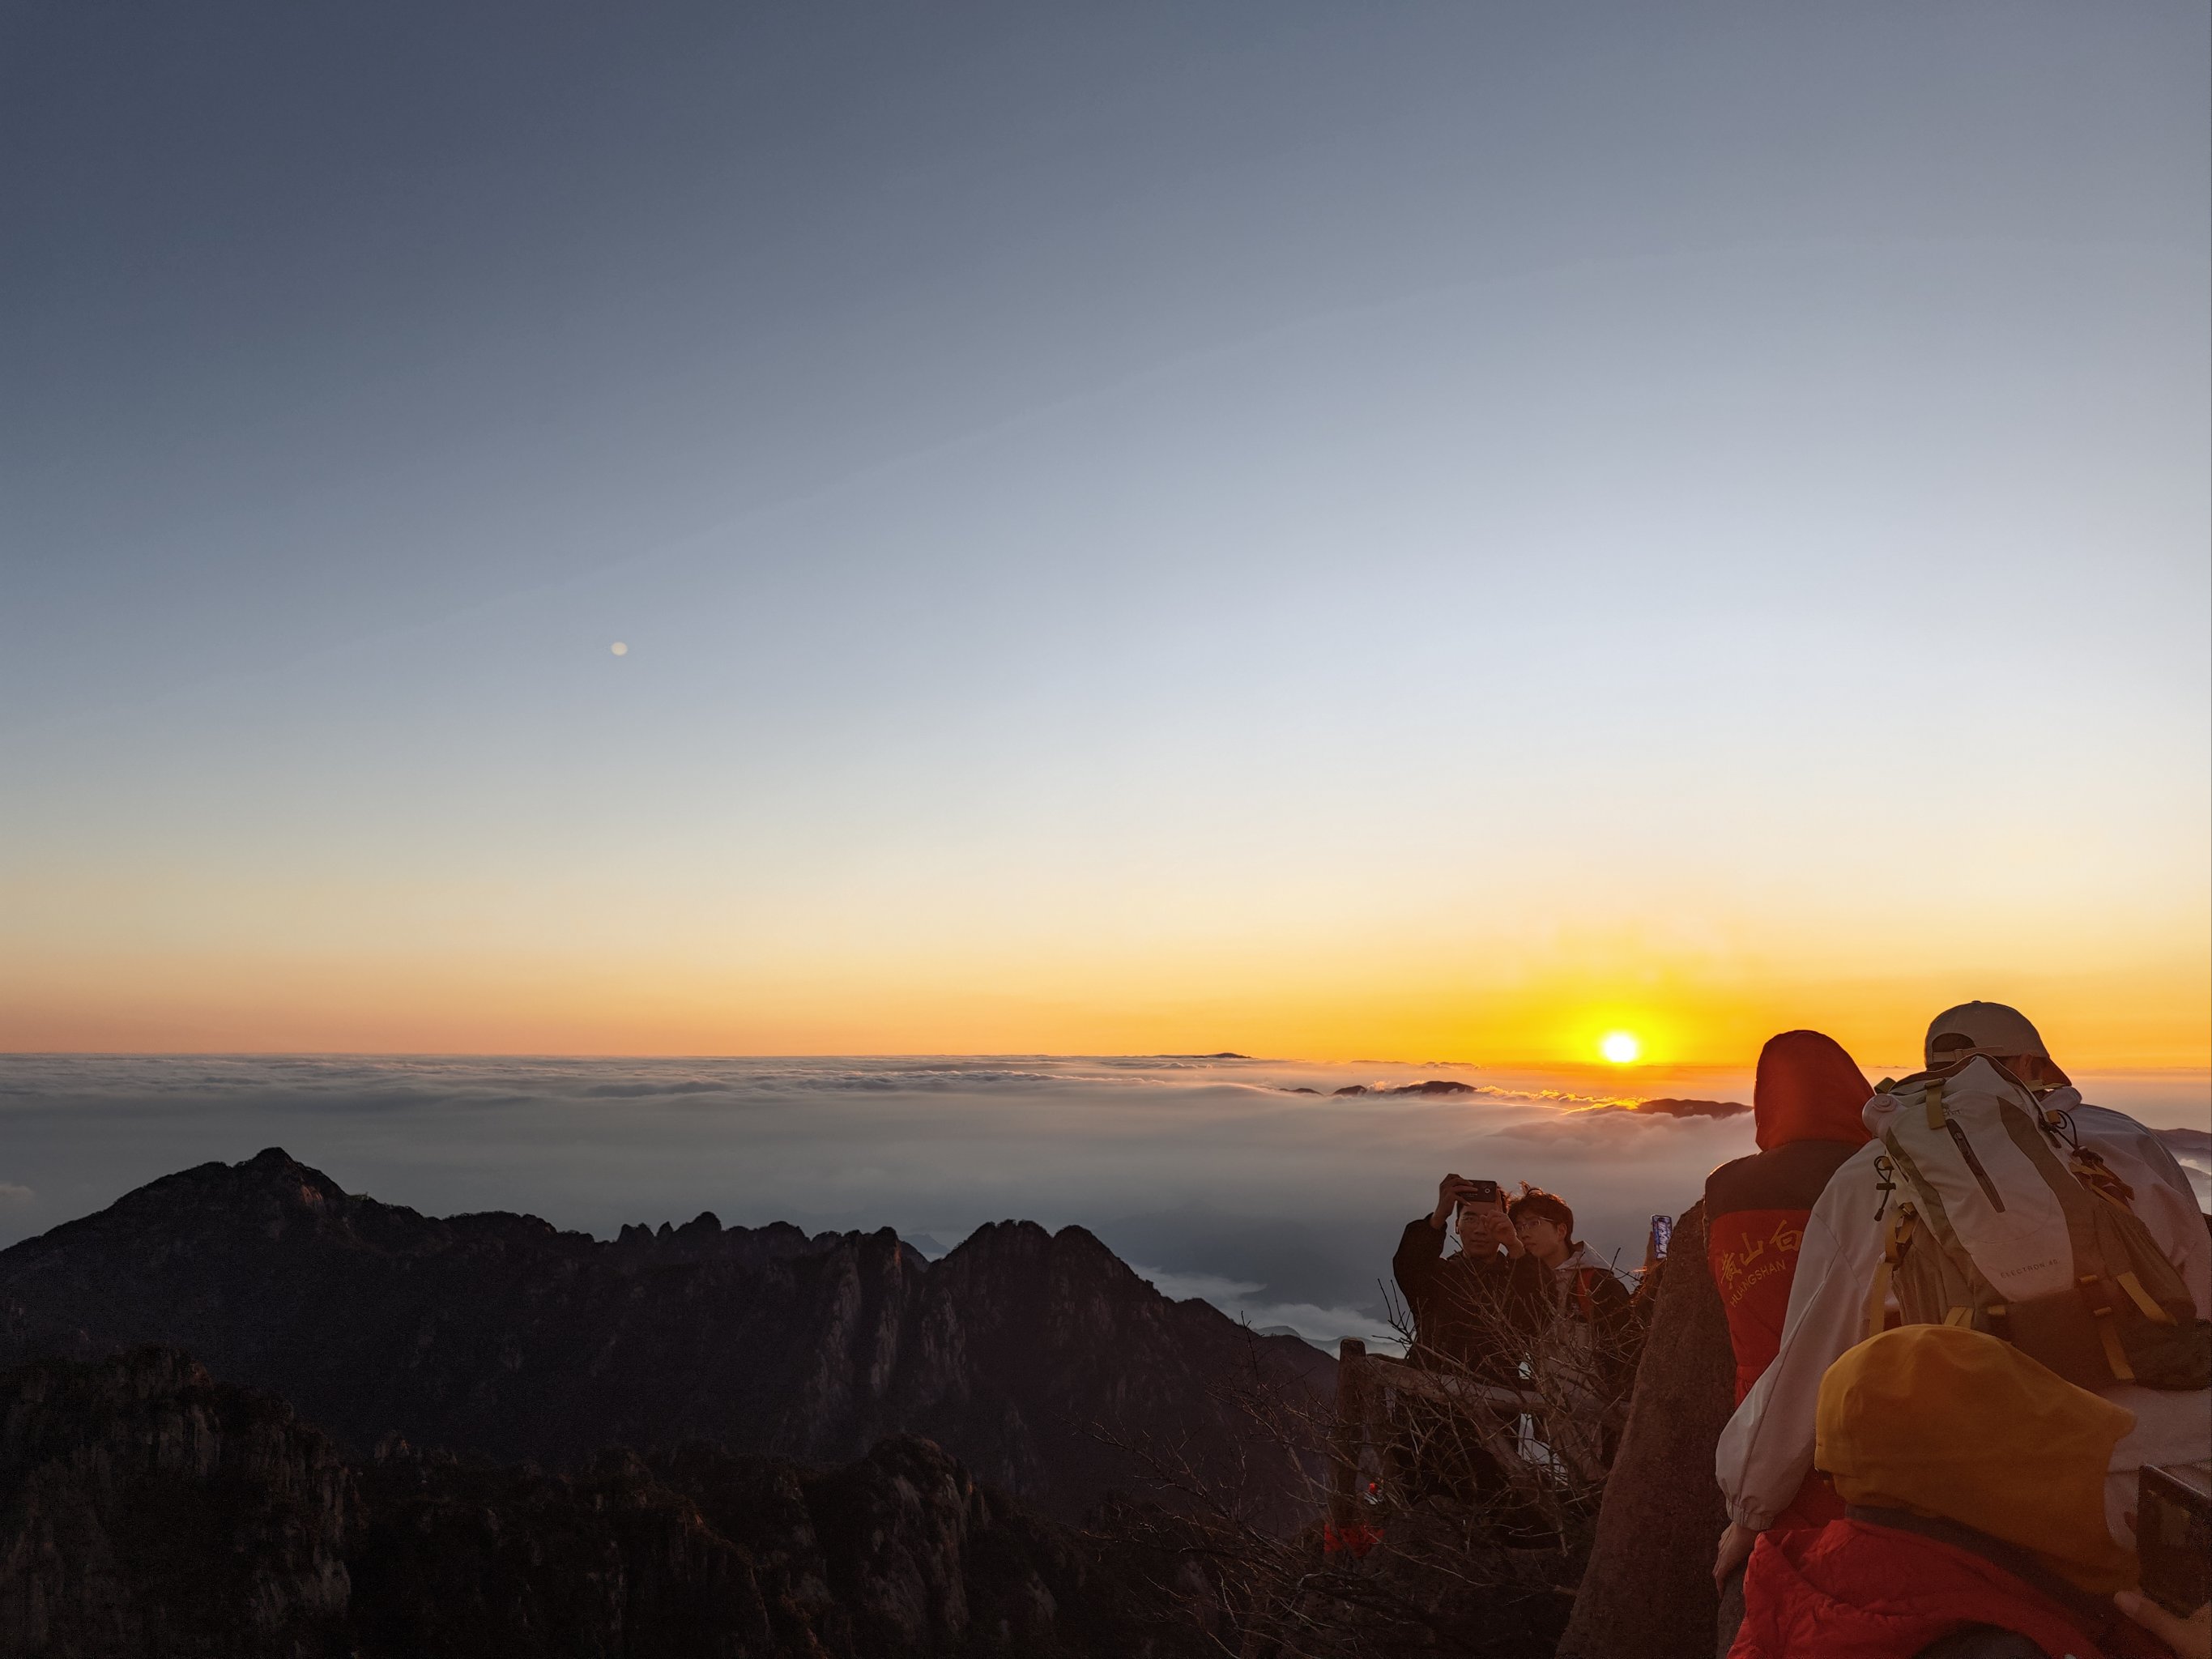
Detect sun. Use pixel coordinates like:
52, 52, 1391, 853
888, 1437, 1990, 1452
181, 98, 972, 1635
1599, 1030, 1643, 1065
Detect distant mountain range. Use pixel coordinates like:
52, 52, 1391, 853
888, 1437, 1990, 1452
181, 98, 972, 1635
1624, 1098, 1747, 1120
0, 1149, 1327, 1526
1285, 1079, 1479, 1097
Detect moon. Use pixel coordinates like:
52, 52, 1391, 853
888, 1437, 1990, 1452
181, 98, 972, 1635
610, 642, 628, 656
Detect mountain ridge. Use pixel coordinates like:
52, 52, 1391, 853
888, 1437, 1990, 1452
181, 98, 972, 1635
0, 1149, 1327, 1525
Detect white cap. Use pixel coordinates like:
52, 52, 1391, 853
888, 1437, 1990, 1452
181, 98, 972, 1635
1924, 1001, 2067, 1082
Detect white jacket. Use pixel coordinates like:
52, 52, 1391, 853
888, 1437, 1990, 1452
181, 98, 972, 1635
1715, 1075, 2210, 1540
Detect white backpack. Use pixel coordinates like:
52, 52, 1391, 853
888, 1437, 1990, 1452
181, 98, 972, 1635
1865, 1056, 2208, 1392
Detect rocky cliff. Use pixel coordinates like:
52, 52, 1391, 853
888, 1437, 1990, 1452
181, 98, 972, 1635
1554, 1199, 1735, 1659
0, 1346, 351, 1657
0, 1150, 1326, 1525
0, 1347, 1217, 1657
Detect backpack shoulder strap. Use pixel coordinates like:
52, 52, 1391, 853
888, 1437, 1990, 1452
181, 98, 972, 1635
1865, 1205, 1916, 1341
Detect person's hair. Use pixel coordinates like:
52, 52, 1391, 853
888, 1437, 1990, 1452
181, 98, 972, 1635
1507, 1183, 1574, 1238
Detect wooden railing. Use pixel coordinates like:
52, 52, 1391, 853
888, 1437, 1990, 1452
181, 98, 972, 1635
1326, 1337, 1619, 1537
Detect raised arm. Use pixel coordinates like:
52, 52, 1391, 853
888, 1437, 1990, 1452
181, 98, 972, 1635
1396, 1173, 1473, 1307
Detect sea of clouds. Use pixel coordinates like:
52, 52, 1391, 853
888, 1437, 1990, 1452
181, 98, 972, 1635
2, 1054, 2202, 1348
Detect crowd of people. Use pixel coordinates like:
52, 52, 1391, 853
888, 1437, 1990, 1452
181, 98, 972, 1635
1389, 1001, 2210, 1659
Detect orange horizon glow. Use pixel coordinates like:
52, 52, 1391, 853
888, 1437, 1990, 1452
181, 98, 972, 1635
9, 823, 2206, 1069
6, 945, 2206, 1072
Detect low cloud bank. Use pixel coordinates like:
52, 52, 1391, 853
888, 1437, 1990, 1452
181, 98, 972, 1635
2, 1054, 2200, 1332
1129, 1265, 1393, 1352
2159, 1127, 2211, 1208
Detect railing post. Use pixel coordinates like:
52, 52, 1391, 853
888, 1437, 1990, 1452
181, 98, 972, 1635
1327, 1337, 1368, 1538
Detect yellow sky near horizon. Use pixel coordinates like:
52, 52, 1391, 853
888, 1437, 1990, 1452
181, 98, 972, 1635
7, 928, 2205, 1069
9, 783, 2209, 1070
10, 757, 2209, 1067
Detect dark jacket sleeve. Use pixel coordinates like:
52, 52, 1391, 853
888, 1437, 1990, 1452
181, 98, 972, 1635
1393, 1216, 1447, 1316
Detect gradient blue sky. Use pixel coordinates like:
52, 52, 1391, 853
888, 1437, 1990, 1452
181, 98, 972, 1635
4, 4, 2208, 1060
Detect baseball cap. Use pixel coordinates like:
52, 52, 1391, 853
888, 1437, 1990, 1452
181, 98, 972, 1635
1923, 1001, 2067, 1082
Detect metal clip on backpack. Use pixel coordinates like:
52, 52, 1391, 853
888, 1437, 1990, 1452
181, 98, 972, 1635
1863, 1056, 2210, 1392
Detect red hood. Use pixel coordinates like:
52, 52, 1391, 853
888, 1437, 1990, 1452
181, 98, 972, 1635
1753, 1030, 1872, 1152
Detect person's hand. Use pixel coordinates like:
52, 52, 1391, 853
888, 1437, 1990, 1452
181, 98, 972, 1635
1475, 1201, 1515, 1248
1496, 1194, 1527, 1258
1712, 1521, 1758, 1587
2116, 1590, 2212, 1659
1430, 1175, 1475, 1229
1455, 1200, 1508, 1252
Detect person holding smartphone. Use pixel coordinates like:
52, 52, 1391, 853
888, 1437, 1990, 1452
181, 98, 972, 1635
1393, 1172, 1523, 1382
1394, 1174, 1639, 1500
1387, 1173, 1531, 1506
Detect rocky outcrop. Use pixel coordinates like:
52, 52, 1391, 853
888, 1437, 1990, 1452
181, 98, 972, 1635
0, 1347, 354, 1657
1328, 1081, 1475, 1098
1622, 1098, 1746, 1120
0, 1349, 1215, 1658
0, 1151, 1326, 1524
1555, 1199, 1735, 1659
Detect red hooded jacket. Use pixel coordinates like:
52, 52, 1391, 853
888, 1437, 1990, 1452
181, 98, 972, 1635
1704, 1030, 1871, 1534
1728, 1517, 2165, 1659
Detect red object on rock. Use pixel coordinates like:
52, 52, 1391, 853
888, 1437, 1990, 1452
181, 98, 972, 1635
1322, 1521, 1381, 1559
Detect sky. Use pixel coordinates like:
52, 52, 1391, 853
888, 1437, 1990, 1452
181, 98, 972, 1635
3, 3, 2208, 1068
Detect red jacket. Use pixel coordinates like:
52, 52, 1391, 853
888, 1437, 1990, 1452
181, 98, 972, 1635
1728, 1518, 2154, 1659
1706, 1030, 1873, 1535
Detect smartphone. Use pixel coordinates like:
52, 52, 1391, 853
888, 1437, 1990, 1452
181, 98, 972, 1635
2137, 1462, 2211, 1616
1650, 1215, 1673, 1260
1464, 1179, 1500, 1206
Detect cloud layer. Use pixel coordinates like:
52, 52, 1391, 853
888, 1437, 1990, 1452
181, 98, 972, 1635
2, 1054, 2201, 1342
